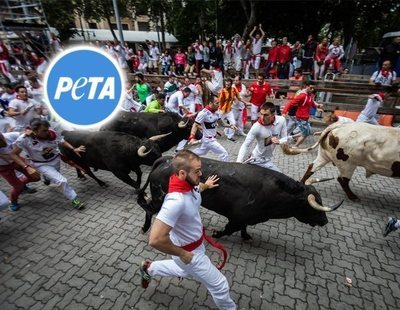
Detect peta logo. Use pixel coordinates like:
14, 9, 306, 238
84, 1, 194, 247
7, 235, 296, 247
44, 46, 124, 128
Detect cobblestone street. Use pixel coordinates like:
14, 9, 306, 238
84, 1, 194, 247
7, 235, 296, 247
1, 130, 400, 310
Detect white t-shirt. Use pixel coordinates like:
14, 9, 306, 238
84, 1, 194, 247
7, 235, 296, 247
183, 84, 197, 106
15, 130, 64, 163
0, 91, 16, 104
149, 46, 160, 61
195, 108, 221, 141
370, 70, 397, 86
237, 115, 287, 162
156, 189, 203, 247
27, 85, 44, 104
232, 84, 247, 110
166, 91, 185, 115
252, 38, 263, 55
8, 97, 41, 131
211, 69, 223, 91
0, 132, 20, 165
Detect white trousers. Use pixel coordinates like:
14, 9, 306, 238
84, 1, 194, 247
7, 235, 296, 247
247, 157, 281, 172
250, 104, 260, 121
31, 157, 77, 200
356, 113, 379, 125
149, 245, 236, 310
193, 140, 229, 161
234, 56, 242, 72
232, 108, 244, 134
220, 111, 235, 139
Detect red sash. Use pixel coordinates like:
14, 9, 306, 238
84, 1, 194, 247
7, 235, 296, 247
181, 227, 228, 270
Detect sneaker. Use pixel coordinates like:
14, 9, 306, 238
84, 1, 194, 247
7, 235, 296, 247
140, 260, 152, 288
71, 198, 85, 210
23, 185, 37, 194
43, 178, 50, 186
8, 202, 21, 212
383, 217, 398, 237
227, 137, 236, 142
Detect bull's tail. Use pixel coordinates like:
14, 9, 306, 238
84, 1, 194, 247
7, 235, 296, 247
281, 122, 340, 155
137, 157, 169, 199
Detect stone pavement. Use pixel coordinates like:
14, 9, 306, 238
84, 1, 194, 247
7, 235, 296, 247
1, 125, 400, 310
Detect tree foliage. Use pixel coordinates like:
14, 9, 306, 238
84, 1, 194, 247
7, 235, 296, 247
41, 0, 76, 41
43, 0, 399, 49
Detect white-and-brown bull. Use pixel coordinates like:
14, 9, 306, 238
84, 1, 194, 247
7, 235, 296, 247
282, 122, 400, 201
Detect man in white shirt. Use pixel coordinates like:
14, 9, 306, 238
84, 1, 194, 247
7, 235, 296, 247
0, 131, 40, 211
249, 24, 265, 76
148, 41, 160, 74
7, 85, 42, 132
356, 92, 387, 125
201, 64, 224, 96
182, 77, 198, 114
140, 150, 236, 310
165, 87, 191, 116
237, 102, 287, 172
232, 75, 247, 136
188, 97, 236, 162
370, 60, 397, 86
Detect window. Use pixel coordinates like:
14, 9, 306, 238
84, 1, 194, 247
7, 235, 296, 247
137, 22, 150, 31
110, 23, 129, 30
88, 22, 97, 29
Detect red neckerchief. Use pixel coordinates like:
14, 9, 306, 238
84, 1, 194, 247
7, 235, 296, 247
168, 174, 194, 193
258, 116, 275, 126
16, 95, 27, 101
380, 69, 390, 77
235, 84, 242, 92
378, 92, 385, 100
205, 105, 216, 113
39, 129, 57, 141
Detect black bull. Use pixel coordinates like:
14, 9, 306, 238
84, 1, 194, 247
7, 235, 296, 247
60, 131, 166, 189
137, 157, 343, 239
100, 111, 200, 152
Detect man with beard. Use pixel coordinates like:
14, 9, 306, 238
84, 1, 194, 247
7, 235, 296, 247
140, 150, 236, 310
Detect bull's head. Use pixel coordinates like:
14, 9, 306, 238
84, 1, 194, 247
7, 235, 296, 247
137, 132, 171, 157
295, 185, 343, 227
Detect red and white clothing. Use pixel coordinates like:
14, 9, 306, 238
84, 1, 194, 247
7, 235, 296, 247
148, 176, 236, 310
166, 91, 185, 116
183, 83, 197, 113
15, 131, 78, 200
0, 42, 16, 83
121, 91, 141, 112
233, 40, 243, 71
8, 96, 42, 132
0, 132, 39, 203
218, 87, 239, 139
232, 83, 247, 134
248, 82, 272, 120
370, 70, 397, 86
251, 38, 263, 70
237, 115, 287, 172
223, 44, 234, 71
325, 44, 344, 71
314, 44, 329, 79
282, 89, 318, 121
193, 107, 229, 161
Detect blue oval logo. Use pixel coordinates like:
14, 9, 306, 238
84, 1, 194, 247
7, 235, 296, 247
44, 46, 124, 128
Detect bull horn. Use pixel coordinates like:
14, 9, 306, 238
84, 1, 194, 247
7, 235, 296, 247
148, 132, 172, 141
307, 194, 343, 212
305, 177, 334, 185
137, 145, 151, 157
178, 119, 190, 128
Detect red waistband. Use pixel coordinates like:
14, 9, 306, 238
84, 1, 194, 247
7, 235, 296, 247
180, 227, 228, 270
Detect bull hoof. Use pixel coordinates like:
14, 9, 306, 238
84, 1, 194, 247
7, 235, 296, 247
99, 182, 108, 187
78, 175, 87, 181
